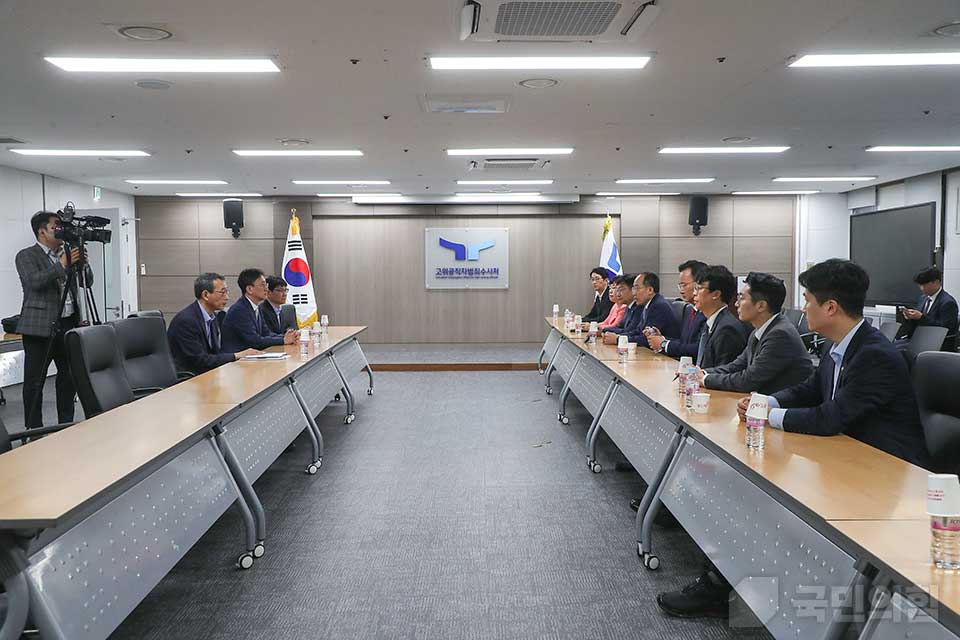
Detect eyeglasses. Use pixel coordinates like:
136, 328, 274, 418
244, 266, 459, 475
590, 275, 605, 282
213, 288, 229, 295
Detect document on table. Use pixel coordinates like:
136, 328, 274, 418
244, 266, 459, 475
241, 353, 290, 360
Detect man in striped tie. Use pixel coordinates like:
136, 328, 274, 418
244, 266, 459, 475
220, 268, 299, 353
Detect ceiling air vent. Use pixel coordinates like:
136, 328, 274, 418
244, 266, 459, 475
421, 94, 510, 114
482, 158, 548, 170
458, 0, 660, 42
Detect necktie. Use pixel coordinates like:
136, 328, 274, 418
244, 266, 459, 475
696, 329, 709, 367
829, 351, 843, 399
208, 318, 220, 351
689, 308, 696, 323
923, 297, 932, 314
255, 308, 262, 333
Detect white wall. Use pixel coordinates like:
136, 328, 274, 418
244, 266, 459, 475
943, 169, 960, 291
794, 193, 849, 306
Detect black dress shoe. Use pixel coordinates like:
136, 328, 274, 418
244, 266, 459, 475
656, 571, 731, 619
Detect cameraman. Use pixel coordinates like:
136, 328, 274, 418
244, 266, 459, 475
15, 211, 93, 429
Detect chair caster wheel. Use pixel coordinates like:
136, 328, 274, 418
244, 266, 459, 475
253, 542, 265, 558
334, 393, 341, 402
237, 552, 255, 570
538, 368, 545, 375
545, 386, 553, 395
344, 414, 355, 424
367, 388, 373, 396
643, 553, 660, 571
306, 462, 319, 475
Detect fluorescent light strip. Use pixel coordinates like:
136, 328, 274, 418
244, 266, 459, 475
11, 149, 150, 157
447, 148, 573, 156
45, 57, 280, 73
456, 179, 553, 185
176, 193, 262, 197
317, 193, 400, 197
233, 149, 363, 156
732, 190, 820, 195
292, 180, 390, 185
790, 53, 960, 68
659, 146, 790, 154
595, 192, 680, 196
615, 178, 715, 184
430, 57, 650, 70
454, 192, 541, 197
867, 146, 960, 152
773, 176, 876, 182
126, 179, 228, 185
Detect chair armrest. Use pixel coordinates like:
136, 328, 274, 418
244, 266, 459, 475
132, 387, 164, 399
176, 371, 195, 381
7, 422, 76, 444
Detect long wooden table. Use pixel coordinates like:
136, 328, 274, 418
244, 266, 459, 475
0, 325, 370, 640
540, 317, 950, 640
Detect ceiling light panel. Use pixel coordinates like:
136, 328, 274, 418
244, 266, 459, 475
45, 57, 280, 73
447, 148, 573, 156
430, 57, 651, 70
233, 149, 363, 156
867, 146, 960, 152
595, 192, 680, 196
659, 147, 790, 154
773, 176, 876, 182
176, 192, 262, 197
126, 179, 227, 184
615, 178, 715, 184
456, 179, 553, 185
790, 53, 960, 67
732, 190, 820, 195
316, 193, 401, 197
292, 180, 390, 185
454, 192, 541, 197
12, 149, 150, 157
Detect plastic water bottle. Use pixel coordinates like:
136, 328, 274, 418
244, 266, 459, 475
928, 474, 960, 569
745, 392, 768, 450
587, 321, 598, 344
552, 304, 559, 323
678, 356, 692, 398
312, 322, 322, 347
299, 327, 311, 356
684, 365, 699, 409
574, 314, 583, 336
617, 335, 629, 364
320, 314, 329, 335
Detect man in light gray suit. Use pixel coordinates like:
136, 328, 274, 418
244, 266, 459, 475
698, 272, 813, 395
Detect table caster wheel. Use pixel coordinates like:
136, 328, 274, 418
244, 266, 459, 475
334, 393, 341, 402
237, 552, 255, 570
590, 461, 602, 474
636, 542, 643, 558
253, 542, 265, 558
545, 386, 553, 395
344, 414, 355, 424
643, 554, 660, 571
538, 368, 545, 375
367, 388, 373, 396
306, 462, 319, 475
0, 398, 5, 406
560, 415, 569, 425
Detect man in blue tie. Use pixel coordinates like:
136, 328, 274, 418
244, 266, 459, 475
899, 265, 958, 351
221, 268, 300, 353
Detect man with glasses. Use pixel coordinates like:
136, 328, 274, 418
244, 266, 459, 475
167, 272, 262, 374
582, 268, 613, 324
688, 265, 747, 368
649, 260, 706, 358
261, 275, 297, 334
221, 268, 300, 353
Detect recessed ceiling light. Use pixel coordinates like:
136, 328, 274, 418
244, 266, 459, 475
455, 192, 541, 197
11, 149, 150, 157
595, 192, 680, 196
456, 179, 553, 185
176, 192, 262, 197
317, 192, 401, 197
722, 136, 752, 143
126, 179, 227, 184
773, 176, 876, 182
233, 149, 363, 156
867, 146, 960, 152
519, 78, 559, 89
789, 53, 960, 67
732, 190, 820, 195
279, 138, 311, 147
292, 180, 390, 185
659, 146, 789, 154
117, 26, 173, 41
934, 22, 960, 38
430, 57, 651, 70
45, 57, 280, 73
135, 79, 173, 90
446, 148, 573, 156
615, 178, 715, 184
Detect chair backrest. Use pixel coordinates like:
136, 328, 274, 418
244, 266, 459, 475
797, 313, 810, 335
0, 416, 12, 455
128, 309, 164, 320
863, 316, 874, 326
280, 304, 299, 332
879, 321, 901, 342
669, 299, 687, 326
782, 308, 803, 329
907, 326, 949, 358
111, 317, 178, 390
65, 324, 135, 418
914, 351, 960, 473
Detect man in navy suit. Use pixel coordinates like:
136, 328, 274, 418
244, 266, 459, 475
602, 274, 643, 340
657, 259, 929, 621
690, 265, 747, 369
166, 272, 261, 375
900, 265, 959, 351
621, 272, 680, 348
260, 275, 298, 335
649, 259, 706, 358
220, 268, 299, 353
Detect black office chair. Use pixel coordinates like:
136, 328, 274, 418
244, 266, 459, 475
907, 326, 949, 359
0, 415, 74, 453
127, 309, 164, 320
280, 304, 299, 332
879, 321, 901, 342
112, 317, 191, 396
914, 351, 960, 474
65, 324, 136, 418
782, 308, 804, 329
669, 300, 687, 327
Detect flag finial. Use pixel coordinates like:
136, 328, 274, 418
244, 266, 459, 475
290, 208, 300, 236
602, 214, 613, 239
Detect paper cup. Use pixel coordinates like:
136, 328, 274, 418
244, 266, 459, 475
745, 392, 769, 421
692, 393, 710, 414
928, 474, 960, 516
678, 356, 692, 372
627, 342, 637, 352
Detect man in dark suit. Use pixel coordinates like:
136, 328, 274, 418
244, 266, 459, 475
15, 211, 94, 429
220, 268, 299, 353
167, 273, 261, 375
700, 272, 813, 394
649, 260, 706, 358
260, 275, 298, 335
657, 259, 928, 621
900, 266, 959, 351
690, 265, 746, 369
582, 268, 613, 323
623, 272, 680, 348
602, 274, 644, 341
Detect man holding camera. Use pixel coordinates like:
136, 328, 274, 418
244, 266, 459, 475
15, 211, 93, 429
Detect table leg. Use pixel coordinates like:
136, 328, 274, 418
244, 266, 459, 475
636, 431, 686, 571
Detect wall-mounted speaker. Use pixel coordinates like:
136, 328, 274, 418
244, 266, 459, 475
223, 199, 244, 238
688, 196, 708, 236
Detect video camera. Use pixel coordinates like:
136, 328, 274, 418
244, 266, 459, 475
55, 202, 112, 244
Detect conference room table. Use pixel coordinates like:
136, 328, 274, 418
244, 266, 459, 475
0, 325, 371, 640
540, 317, 952, 640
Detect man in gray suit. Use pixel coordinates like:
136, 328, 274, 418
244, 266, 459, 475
15, 211, 93, 428
698, 272, 813, 394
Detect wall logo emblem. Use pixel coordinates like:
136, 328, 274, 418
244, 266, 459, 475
438, 237, 495, 261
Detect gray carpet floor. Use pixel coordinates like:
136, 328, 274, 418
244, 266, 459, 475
363, 343, 543, 364
109, 370, 769, 639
